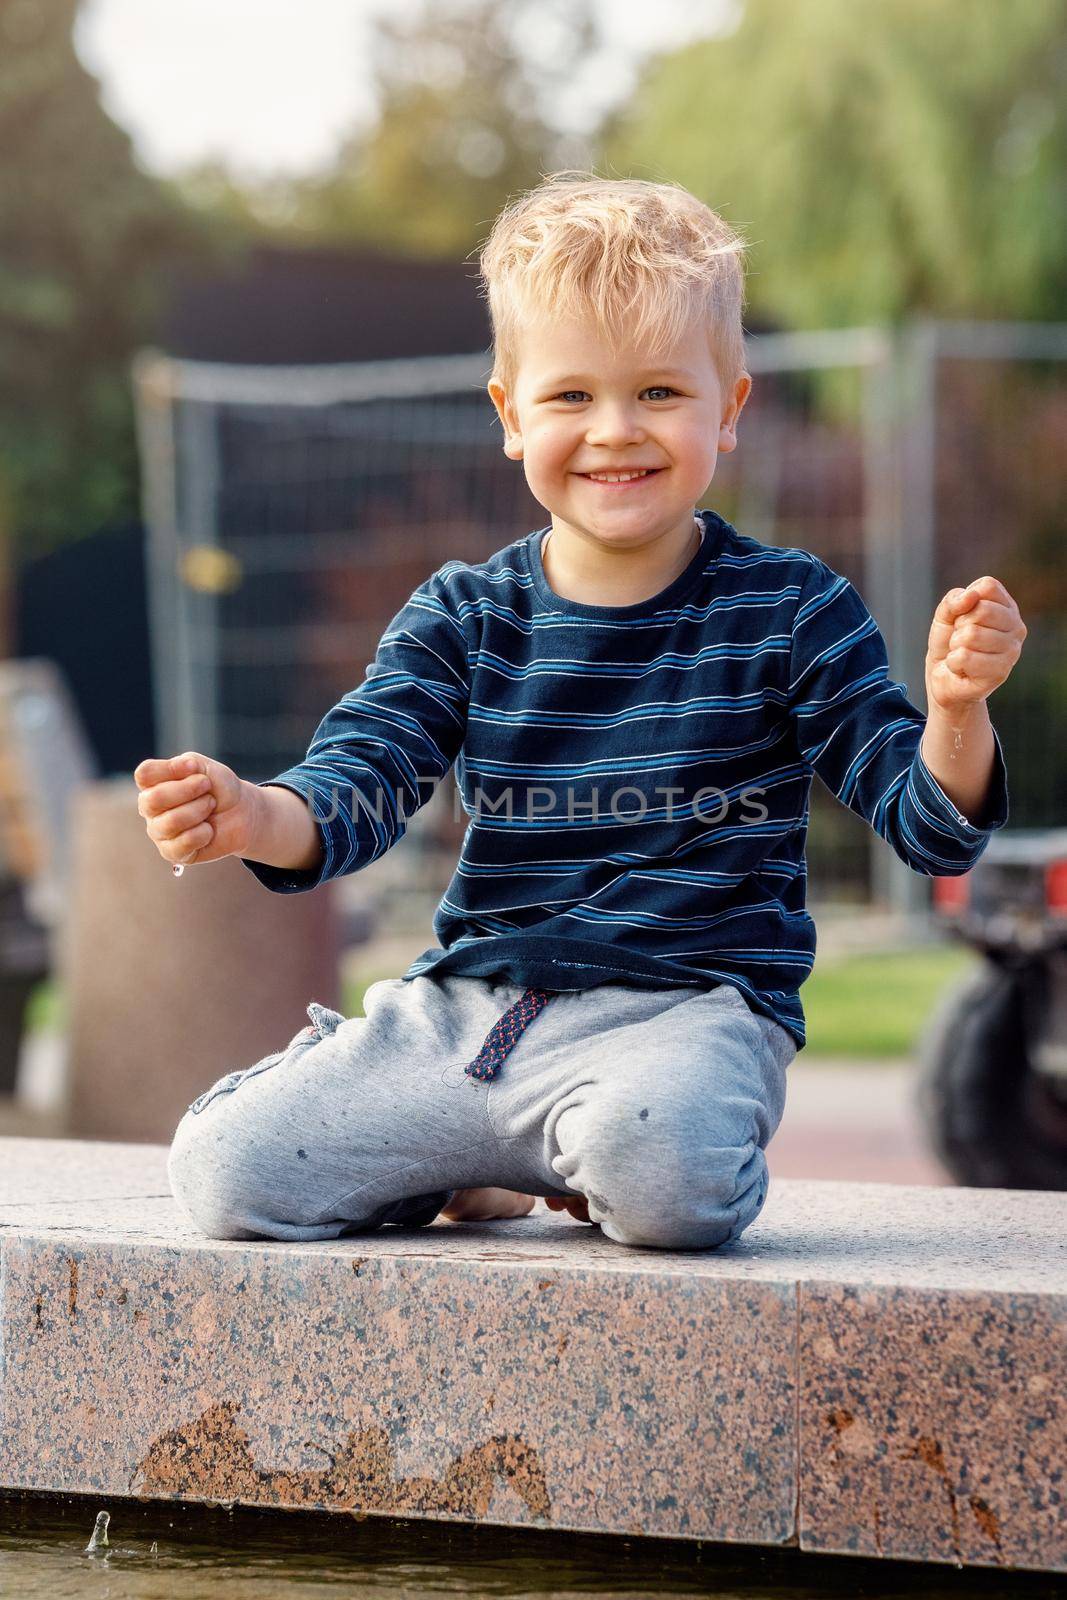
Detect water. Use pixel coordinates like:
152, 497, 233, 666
1, 1494, 1061, 1599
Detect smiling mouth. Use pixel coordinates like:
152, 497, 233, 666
579, 468, 663, 484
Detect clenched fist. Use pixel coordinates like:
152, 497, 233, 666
133, 751, 257, 867
926, 575, 1027, 715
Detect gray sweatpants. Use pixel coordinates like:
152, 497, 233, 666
167, 973, 796, 1252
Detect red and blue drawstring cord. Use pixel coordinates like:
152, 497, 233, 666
463, 986, 557, 1081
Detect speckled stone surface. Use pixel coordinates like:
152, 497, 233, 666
801, 1283, 1064, 1570
0, 1138, 1064, 1570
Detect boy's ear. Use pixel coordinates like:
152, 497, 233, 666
718, 372, 752, 455
487, 379, 524, 460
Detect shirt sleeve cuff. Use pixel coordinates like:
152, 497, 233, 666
238, 777, 341, 894
911, 723, 1010, 839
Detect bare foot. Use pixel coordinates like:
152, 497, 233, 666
440, 1187, 537, 1221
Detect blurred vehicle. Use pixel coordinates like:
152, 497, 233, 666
918, 830, 1067, 1189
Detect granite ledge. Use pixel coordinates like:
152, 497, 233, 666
0, 1138, 1063, 1572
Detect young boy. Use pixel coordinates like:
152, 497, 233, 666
137, 174, 1026, 1252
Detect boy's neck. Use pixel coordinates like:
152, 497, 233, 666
541, 514, 704, 608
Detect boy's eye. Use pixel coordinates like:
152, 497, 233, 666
553, 387, 679, 403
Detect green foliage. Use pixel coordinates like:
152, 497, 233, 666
602, 0, 1067, 328
282, 0, 597, 260
0, 0, 239, 562
8, 0, 1067, 564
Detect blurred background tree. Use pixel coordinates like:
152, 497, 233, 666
602, 0, 1067, 326
0, 0, 232, 566
258, 0, 599, 258
4, 0, 1067, 575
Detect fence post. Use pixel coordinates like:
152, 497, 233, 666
863, 322, 938, 927
132, 352, 196, 759
181, 397, 222, 761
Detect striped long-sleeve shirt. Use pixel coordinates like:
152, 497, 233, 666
241, 507, 1009, 1051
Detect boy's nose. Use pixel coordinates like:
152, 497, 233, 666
584, 406, 646, 448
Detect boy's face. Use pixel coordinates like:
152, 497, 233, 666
488, 307, 751, 552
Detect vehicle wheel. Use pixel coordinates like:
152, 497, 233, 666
914, 957, 1067, 1190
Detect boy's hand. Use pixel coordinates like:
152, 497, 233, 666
925, 576, 1027, 716
133, 751, 257, 867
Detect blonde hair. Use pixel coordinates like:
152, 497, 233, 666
477, 171, 749, 396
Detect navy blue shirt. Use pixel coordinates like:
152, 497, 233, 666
242, 508, 1009, 1050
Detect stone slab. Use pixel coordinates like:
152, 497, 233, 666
0, 1138, 1063, 1571
800, 1282, 1063, 1571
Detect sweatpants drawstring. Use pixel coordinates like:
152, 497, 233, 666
464, 986, 557, 1081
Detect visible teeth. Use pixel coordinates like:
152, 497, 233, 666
586, 469, 652, 482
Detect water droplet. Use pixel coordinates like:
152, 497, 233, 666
84, 1509, 110, 1553
172, 863, 184, 877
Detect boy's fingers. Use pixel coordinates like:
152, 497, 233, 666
934, 577, 1015, 630
930, 605, 957, 644
949, 623, 1017, 653
148, 793, 217, 841
942, 595, 1027, 666
133, 753, 205, 789
134, 759, 166, 790
137, 773, 212, 820
544, 1194, 592, 1222
966, 572, 1011, 601
158, 821, 215, 865
953, 646, 1011, 678
951, 599, 1017, 632
933, 587, 976, 626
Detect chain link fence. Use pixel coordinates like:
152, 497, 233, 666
132, 321, 1067, 928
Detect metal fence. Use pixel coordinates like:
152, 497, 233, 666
131, 320, 1067, 920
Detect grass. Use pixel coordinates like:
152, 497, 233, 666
800, 942, 980, 1058
343, 976, 384, 1018
23, 945, 982, 1061
24, 980, 65, 1034
344, 945, 981, 1060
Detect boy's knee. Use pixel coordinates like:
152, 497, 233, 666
597, 1158, 756, 1250
166, 1005, 344, 1240
554, 1097, 766, 1249
167, 1113, 261, 1240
